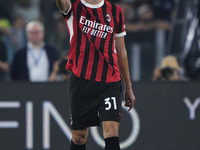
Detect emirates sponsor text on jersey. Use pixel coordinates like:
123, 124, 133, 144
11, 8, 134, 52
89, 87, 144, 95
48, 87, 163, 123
80, 16, 114, 39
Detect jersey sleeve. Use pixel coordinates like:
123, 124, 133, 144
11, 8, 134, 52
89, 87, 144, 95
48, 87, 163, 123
115, 7, 126, 37
60, 0, 75, 19
61, 3, 73, 19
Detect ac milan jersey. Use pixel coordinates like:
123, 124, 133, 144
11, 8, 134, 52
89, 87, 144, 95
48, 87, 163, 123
63, 0, 126, 83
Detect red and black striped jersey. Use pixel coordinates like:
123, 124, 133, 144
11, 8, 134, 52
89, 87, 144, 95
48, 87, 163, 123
63, 0, 126, 83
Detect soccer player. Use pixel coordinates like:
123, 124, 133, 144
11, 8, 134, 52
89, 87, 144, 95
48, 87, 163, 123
55, 0, 136, 149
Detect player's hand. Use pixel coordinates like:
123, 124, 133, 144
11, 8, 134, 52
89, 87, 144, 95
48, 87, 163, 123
124, 88, 136, 111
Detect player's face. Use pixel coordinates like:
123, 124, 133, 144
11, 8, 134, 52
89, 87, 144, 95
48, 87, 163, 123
27, 25, 44, 45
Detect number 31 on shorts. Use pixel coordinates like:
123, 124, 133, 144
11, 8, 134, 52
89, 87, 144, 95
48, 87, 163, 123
104, 97, 117, 110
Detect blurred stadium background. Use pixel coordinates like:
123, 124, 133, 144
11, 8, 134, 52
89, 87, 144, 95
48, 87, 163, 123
0, 0, 200, 150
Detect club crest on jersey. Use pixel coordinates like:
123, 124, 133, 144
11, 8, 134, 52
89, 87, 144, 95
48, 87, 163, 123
106, 14, 111, 22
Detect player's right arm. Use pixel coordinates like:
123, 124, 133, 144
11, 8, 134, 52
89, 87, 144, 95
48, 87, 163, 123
55, 0, 71, 14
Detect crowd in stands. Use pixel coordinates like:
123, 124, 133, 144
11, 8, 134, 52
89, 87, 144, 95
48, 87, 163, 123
0, 0, 199, 82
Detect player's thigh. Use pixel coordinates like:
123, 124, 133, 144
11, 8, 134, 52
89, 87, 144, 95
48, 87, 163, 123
69, 73, 101, 129
98, 81, 123, 123
102, 121, 120, 139
72, 128, 89, 144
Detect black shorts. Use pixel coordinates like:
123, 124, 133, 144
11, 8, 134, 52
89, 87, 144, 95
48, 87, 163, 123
69, 73, 123, 130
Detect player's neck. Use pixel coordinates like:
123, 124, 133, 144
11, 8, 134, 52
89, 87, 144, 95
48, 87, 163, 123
84, 0, 103, 5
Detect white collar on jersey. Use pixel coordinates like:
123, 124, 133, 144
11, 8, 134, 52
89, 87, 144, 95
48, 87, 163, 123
81, 0, 104, 8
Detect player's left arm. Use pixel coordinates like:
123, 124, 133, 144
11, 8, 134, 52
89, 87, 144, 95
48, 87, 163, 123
115, 36, 136, 111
